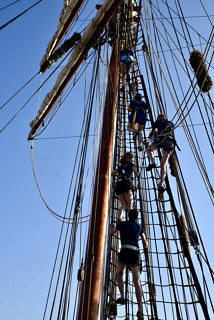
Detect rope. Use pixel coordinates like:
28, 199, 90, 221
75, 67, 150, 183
0, 71, 39, 111
42, 50, 101, 320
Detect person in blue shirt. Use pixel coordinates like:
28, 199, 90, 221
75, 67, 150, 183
127, 93, 148, 151
120, 47, 135, 92
146, 114, 175, 195
112, 152, 139, 222
111, 209, 148, 320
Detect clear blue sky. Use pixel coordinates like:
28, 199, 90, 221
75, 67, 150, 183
0, 1, 214, 319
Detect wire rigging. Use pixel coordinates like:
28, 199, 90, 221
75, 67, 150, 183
0, 0, 23, 11
0, 0, 43, 30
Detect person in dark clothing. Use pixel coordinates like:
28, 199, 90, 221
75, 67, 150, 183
112, 152, 139, 222
120, 47, 135, 91
127, 93, 148, 151
111, 209, 148, 320
146, 114, 175, 195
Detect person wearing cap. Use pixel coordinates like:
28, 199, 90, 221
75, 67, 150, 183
146, 114, 175, 196
127, 93, 148, 151
111, 209, 148, 320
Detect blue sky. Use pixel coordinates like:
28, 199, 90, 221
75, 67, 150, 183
0, 1, 214, 319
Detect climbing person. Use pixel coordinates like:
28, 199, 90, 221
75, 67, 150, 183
120, 46, 135, 92
146, 114, 175, 197
112, 152, 139, 222
111, 209, 148, 320
127, 93, 148, 151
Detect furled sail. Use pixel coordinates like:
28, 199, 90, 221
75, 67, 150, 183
40, 0, 85, 69
29, 0, 122, 140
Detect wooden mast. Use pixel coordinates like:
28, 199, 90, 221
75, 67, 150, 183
77, 42, 120, 320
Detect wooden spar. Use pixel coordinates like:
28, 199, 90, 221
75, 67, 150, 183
28, 0, 122, 140
40, 0, 85, 67
49, 0, 85, 56
76, 42, 120, 320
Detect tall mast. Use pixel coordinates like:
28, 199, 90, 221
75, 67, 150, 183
77, 42, 120, 320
